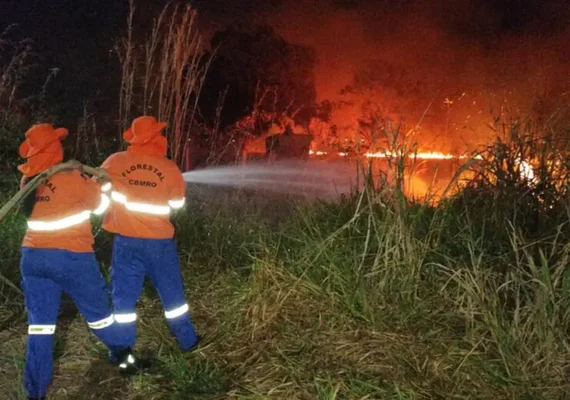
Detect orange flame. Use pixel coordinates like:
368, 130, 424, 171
516, 158, 536, 182
310, 149, 483, 160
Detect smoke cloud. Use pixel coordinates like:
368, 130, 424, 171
196, 0, 570, 151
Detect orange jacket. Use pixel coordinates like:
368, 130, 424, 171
99, 116, 186, 239
100, 151, 186, 239
19, 123, 108, 253
22, 170, 107, 253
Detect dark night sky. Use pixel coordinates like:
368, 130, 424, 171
3, 0, 567, 63
1, 0, 569, 121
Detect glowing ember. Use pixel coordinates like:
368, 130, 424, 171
516, 159, 536, 182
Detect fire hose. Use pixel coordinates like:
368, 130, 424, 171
0, 161, 109, 295
0, 160, 109, 223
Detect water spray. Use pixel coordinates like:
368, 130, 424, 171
182, 160, 357, 199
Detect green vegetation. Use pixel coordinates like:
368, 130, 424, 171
1, 119, 569, 399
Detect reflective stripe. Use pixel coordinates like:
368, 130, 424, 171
111, 191, 171, 215
110, 191, 127, 204
164, 303, 189, 319
168, 198, 185, 209
87, 314, 114, 330
114, 313, 137, 323
28, 325, 56, 335
119, 354, 136, 369
27, 210, 91, 231
101, 182, 112, 192
125, 201, 170, 215
92, 194, 111, 215
26, 182, 112, 232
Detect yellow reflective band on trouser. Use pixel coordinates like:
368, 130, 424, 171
28, 325, 56, 335
111, 191, 171, 215
27, 210, 92, 231
168, 198, 185, 209
87, 314, 115, 330
92, 194, 111, 215
114, 313, 137, 323
164, 304, 189, 319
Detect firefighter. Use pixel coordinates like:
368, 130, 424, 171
18, 124, 138, 400
100, 116, 199, 353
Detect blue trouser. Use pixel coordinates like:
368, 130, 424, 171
20, 248, 129, 398
110, 235, 198, 350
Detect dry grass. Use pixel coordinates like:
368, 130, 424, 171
0, 119, 568, 399
0, 260, 558, 399
117, 0, 212, 165
1, 169, 569, 399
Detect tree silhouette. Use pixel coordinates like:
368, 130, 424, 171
199, 24, 317, 129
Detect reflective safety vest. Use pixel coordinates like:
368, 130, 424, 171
100, 151, 186, 239
22, 170, 109, 253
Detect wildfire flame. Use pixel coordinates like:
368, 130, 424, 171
366, 151, 459, 160
305, 149, 541, 202
309, 149, 483, 160
517, 159, 536, 182
309, 149, 537, 183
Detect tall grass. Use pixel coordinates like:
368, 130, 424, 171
0, 26, 36, 182
2, 98, 569, 398
0, 25, 36, 110
147, 115, 568, 398
117, 0, 212, 166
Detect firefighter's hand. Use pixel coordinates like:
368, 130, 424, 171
19, 175, 29, 190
